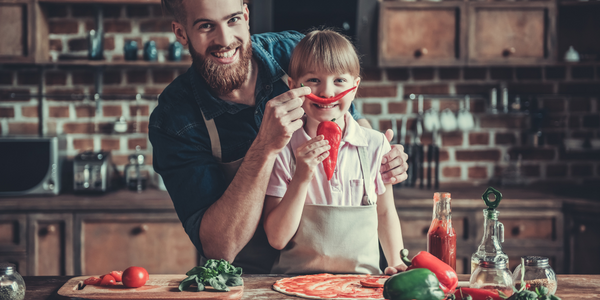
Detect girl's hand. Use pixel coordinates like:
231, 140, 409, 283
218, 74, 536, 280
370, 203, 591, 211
384, 262, 408, 275
294, 135, 330, 182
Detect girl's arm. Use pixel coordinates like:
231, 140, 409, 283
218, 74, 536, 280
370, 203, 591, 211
263, 177, 311, 250
377, 184, 407, 274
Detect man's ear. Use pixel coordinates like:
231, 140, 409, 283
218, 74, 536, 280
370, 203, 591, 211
172, 21, 188, 46
243, 3, 250, 29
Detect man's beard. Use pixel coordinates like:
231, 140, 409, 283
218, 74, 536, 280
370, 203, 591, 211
189, 38, 253, 96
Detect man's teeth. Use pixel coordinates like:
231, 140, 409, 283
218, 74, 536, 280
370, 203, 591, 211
315, 103, 336, 109
213, 49, 236, 58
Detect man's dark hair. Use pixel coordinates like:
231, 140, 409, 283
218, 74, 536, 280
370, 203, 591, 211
161, 0, 245, 25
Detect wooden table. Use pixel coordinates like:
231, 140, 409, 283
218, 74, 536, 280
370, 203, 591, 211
22, 274, 600, 300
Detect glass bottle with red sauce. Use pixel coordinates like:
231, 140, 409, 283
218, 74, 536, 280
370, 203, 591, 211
427, 192, 457, 270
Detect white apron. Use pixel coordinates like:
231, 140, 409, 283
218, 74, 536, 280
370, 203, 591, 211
271, 146, 382, 274
200, 110, 279, 274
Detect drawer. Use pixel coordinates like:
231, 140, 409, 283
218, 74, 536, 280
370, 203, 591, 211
76, 213, 198, 275
0, 214, 26, 252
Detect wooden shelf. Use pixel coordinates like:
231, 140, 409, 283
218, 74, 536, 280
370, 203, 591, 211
37, 0, 161, 4
8, 59, 193, 68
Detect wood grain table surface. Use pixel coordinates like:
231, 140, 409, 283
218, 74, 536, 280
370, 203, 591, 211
22, 274, 600, 300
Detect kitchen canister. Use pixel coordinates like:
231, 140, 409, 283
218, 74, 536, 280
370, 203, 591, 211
124, 40, 138, 61
0, 263, 25, 300
512, 256, 557, 295
143, 40, 158, 61
169, 41, 183, 61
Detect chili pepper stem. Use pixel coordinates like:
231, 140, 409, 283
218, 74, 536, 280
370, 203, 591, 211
400, 249, 412, 267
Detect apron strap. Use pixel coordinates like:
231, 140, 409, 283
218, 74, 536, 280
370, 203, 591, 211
200, 110, 222, 162
357, 146, 374, 205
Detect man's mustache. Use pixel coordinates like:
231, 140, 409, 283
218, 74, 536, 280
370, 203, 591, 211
205, 42, 242, 54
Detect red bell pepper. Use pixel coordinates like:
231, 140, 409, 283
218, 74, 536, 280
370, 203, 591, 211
401, 249, 458, 295
303, 85, 357, 105
316, 120, 342, 180
454, 287, 504, 300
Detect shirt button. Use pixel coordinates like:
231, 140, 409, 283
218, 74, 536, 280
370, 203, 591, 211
255, 111, 258, 115
265, 85, 270, 90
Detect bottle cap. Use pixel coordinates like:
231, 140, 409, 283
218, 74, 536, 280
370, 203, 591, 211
522, 256, 550, 267
482, 186, 503, 211
0, 262, 15, 272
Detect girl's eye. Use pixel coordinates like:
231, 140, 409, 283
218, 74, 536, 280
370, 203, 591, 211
306, 78, 319, 83
335, 78, 347, 83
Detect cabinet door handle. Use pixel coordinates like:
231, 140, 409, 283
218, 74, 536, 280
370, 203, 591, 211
502, 47, 516, 57
39, 225, 56, 236
512, 224, 525, 236
579, 224, 586, 233
132, 224, 149, 235
414, 48, 428, 58
422, 227, 429, 236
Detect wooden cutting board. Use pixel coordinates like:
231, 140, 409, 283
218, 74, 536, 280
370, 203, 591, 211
57, 275, 244, 300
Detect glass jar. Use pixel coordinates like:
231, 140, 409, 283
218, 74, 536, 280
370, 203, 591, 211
512, 256, 557, 295
0, 263, 25, 300
470, 260, 514, 297
471, 209, 509, 273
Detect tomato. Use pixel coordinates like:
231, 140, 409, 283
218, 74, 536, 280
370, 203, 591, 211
122, 266, 149, 288
98, 274, 117, 286
83, 276, 101, 286
109, 270, 123, 282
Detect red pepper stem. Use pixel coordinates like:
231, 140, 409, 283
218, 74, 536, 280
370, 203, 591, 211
400, 249, 412, 267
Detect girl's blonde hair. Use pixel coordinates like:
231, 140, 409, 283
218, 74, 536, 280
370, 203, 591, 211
289, 29, 360, 80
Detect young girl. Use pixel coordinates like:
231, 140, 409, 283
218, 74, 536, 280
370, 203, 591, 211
263, 29, 406, 275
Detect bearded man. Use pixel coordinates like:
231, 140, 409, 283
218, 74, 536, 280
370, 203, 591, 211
149, 0, 409, 273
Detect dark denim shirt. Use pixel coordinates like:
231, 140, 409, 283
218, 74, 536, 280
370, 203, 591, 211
148, 31, 363, 258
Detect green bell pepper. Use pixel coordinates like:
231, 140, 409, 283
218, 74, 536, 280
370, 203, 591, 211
383, 268, 446, 300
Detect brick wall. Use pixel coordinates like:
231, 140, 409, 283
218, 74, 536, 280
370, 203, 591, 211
1, 3, 599, 187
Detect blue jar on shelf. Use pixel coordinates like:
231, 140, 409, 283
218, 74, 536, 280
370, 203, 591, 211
143, 40, 158, 61
168, 41, 183, 61
124, 40, 138, 61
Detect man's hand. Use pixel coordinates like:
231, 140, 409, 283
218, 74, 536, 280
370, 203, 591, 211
255, 86, 311, 155
381, 129, 409, 184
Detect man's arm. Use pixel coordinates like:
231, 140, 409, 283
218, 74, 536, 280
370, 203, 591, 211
199, 87, 311, 261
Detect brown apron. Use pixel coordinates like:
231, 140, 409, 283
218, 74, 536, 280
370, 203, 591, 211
271, 146, 382, 274
200, 110, 279, 274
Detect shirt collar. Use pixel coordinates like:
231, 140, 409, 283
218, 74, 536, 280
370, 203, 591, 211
189, 37, 288, 121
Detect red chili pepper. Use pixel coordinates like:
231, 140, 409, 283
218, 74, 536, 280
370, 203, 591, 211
302, 85, 357, 105
401, 249, 458, 295
316, 119, 342, 180
454, 287, 504, 300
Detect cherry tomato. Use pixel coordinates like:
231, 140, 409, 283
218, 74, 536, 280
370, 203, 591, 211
122, 266, 149, 288
83, 276, 101, 286
99, 274, 117, 286
109, 270, 123, 282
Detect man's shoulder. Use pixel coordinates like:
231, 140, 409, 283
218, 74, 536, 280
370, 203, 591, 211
251, 30, 304, 49
251, 31, 304, 74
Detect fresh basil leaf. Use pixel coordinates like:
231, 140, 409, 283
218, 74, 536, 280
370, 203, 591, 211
226, 276, 243, 287
207, 277, 230, 292
538, 286, 549, 296
178, 275, 197, 292
186, 266, 205, 276
204, 259, 219, 269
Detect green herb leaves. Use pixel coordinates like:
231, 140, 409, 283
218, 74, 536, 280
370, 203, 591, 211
178, 259, 243, 292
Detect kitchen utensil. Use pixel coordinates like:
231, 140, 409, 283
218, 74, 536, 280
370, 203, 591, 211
125, 146, 149, 192
73, 151, 115, 193
124, 40, 138, 61
489, 88, 498, 114
564, 46, 580, 62
88, 29, 104, 60
415, 95, 425, 188
502, 87, 509, 113
457, 96, 475, 131
423, 108, 440, 132
440, 108, 457, 132
57, 275, 244, 300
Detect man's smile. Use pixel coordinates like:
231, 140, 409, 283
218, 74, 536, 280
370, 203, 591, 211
211, 48, 239, 64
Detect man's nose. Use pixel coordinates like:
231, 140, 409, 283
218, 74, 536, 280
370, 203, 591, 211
213, 25, 235, 48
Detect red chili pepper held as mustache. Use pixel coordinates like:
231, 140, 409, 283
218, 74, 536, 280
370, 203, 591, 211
301, 85, 357, 105
316, 119, 342, 181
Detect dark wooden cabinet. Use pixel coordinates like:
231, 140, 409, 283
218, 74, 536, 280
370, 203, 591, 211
468, 2, 556, 65
379, 1, 556, 66
0, 0, 48, 63
76, 213, 197, 275
379, 2, 466, 66
565, 210, 600, 274
27, 213, 73, 276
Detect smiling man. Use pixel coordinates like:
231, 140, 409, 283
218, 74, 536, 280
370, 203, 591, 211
149, 0, 409, 273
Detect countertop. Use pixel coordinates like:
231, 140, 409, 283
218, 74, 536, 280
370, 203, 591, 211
22, 274, 600, 300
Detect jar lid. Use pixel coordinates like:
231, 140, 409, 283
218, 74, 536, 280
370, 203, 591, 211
0, 262, 15, 272
522, 256, 550, 267
479, 259, 508, 268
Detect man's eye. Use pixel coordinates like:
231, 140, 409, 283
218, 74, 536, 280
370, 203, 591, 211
229, 17, 240, 23
199, 23, 212, 29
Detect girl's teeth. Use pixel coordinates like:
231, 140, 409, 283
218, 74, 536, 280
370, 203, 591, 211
316, 104, 336, 109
